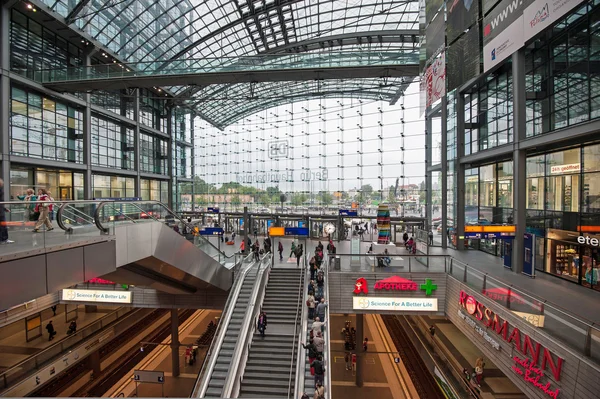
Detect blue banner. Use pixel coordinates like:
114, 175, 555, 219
284, 227, 309, 236
298, 221, 305, 228
207, 207, 220, 214
523, 233, 535, 277
339, 209, 358, 216
200, 227, 224, 236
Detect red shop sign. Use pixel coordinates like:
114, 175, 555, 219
374, 276, 418, 291
459, 290, 564, 383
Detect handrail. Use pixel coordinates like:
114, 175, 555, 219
0, 307, 134, 390
322, 250, 332, 399
193, 256, 256, 397
224, 253, 272, 397
288, 253, 306, 398
294, 251, 311, 398
91, 200, 234, 261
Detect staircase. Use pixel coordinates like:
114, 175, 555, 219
204, 268, 257, 398
240, 268, 304, 398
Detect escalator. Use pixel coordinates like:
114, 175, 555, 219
0, 200, 237, 311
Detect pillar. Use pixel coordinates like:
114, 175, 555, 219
133, 89, 141, 198
512, 50, 527, 274
440, 97, 448, 249
171, 309, 180, 377
88, 350, 101, 376
0, 4, 11, 196
355, 313, 364, 387
425, 115, 433, 230
166, 107, 174, 209
455, 94, 466, 250
84, 305, 97, 313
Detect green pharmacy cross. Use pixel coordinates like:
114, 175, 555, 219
420, 279, 437, 296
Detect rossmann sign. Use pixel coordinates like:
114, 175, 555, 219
459, 290, 563, 396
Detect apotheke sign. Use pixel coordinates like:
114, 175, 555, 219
62, 289, 132, 304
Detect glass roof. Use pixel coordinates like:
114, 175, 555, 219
41, 0, 420, 127
185, 78, 407, 129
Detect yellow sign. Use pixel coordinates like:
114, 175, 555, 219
464, 225, 516, 233
269, 227, 285, 236
512, 311, 545, 328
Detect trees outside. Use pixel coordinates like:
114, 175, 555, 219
317, 191, 333, 206
291, 193, 308, 206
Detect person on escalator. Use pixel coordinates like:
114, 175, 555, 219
257, 311, 268, 337
313, 331, 324, 356
302, 339, 319, 367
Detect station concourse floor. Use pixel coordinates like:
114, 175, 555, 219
0, 305, 116, 372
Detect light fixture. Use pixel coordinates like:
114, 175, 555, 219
27, 4, 32, 9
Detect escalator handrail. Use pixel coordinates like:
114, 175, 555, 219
193, 257, 256, 398
288, 253, 306, 398
294, 253, 311, 399
56, 203, 96, 233
223, 253, 272, 398
323, 251, 332, 399
93, 200, 234, 260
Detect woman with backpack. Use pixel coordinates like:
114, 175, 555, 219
32, 189, 54, 232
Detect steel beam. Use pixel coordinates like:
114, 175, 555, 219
44, 65, 419, 92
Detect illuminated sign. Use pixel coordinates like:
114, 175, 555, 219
353, 297, 438, 311
374, 276, 418, 291
62, 289, 132, 304
459, 290, 564, 381
353, 278, 368, 294
207, 207, 220, 214
339, 209, 358, 217
200, 227, 224, 236
269, 227, 285, 236
465, 225, 516, 233
577, 235, 600, 247
284, 227, 309, 236
550, 163, 580, 174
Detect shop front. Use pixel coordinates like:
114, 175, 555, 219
10, 165, 84, 201
546, 229, 600, 291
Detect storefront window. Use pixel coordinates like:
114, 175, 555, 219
92, 174, 135, 199
9, 166, 33, 200
465, 170, 478, 207
527, 177, 544, 209
546, 174, 580, 212
546, 148, 580, 175
526, 155, 545, 177
479, 164, 495, 207
583, 172, 600, 212
497, 160, 513, 209
583, 143, 600, 172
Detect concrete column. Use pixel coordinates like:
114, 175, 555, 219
190, 115, 196, 213
355, 313, 364, 387
455, 94, 466, 251
88, 350, 101, 376
440, 96, 448, 249
0, 5, 11, 195
81, 52, 93, 199
425, 115, 433, 230
170, 309, 180, 377
133, 89, 141, 197
512, 50, 527, 274
166, 107, 174, 209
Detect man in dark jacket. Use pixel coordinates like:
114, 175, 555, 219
302, 339, 319, 364
311, 355, 325, 387
0, 179, 12, 244
46, 321, 56, 341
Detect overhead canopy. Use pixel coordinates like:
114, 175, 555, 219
40, 0, 420, 127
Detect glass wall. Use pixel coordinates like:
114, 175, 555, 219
140, 134, 168, 175
141, 179, 169, 203
10, 86, 84, 163
91, 174, 135, 199
90, 115, 135, 169
10, 165, 83, 200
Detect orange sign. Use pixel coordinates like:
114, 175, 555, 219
464, 225, 516, 233
268, 227, 285, 236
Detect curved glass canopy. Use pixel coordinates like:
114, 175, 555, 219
41, 0, 420, 127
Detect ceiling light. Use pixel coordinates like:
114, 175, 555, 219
27, 4, 32, 9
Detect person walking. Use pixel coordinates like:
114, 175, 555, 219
311, 355, 325, 387
429, 230, 434, 245
45, 320, 56, 341
313, 382, 325, 399
257, 311, 268, 337
32, 189, 54, 232
345, 351, 352, 370
316, 299, 327, 322
302, 339, 319, 367
240, 239, 245, 254
313, 331, 324, 356
475, 357, 485, 387
295, 244, 303, 267
290, 241, 297, 258
278, 241, 284, 260
307, 292, 316, 320
0, 179, 13, 244
51, 305, 57, 316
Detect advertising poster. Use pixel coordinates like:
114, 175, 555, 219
523, 0, 585, 42
424, 51, 446, 108
483, 0, 534, 71
446, 0, 479, 45
447, 26, 481, 91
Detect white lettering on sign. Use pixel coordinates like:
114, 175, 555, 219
62, 289, 132, 304
577, 235, 600, 247
458, 310, 501, 350
353, 297, 438, 311
550, 163, 580, 174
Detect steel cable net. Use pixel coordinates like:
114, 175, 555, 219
190, 84, 426, 216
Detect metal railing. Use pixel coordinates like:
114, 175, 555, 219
192, 255, 256, 397
294, 254, 311, 399
0, 307, 134, 390
323, 251, 332, 399
225, 253, 272, 397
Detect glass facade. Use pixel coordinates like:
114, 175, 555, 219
10, 86, 84, 163
140, 134, 169, 175
91, 175, 135, 199
90, 115, 135, 170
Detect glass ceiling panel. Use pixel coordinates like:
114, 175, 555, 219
187, 78, 406, 128
39, 0, 419, 63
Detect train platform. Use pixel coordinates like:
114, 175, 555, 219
107, 309, 221, 397
0, 305, 116, 372
414, 314, 526, 399
328, 313, 417, 399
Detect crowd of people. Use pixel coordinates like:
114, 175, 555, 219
301, 240, 333, 399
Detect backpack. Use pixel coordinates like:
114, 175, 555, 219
306, 299, 310, 306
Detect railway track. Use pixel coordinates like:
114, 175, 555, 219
381, 315, 445, 399
30, 309, 196, 397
